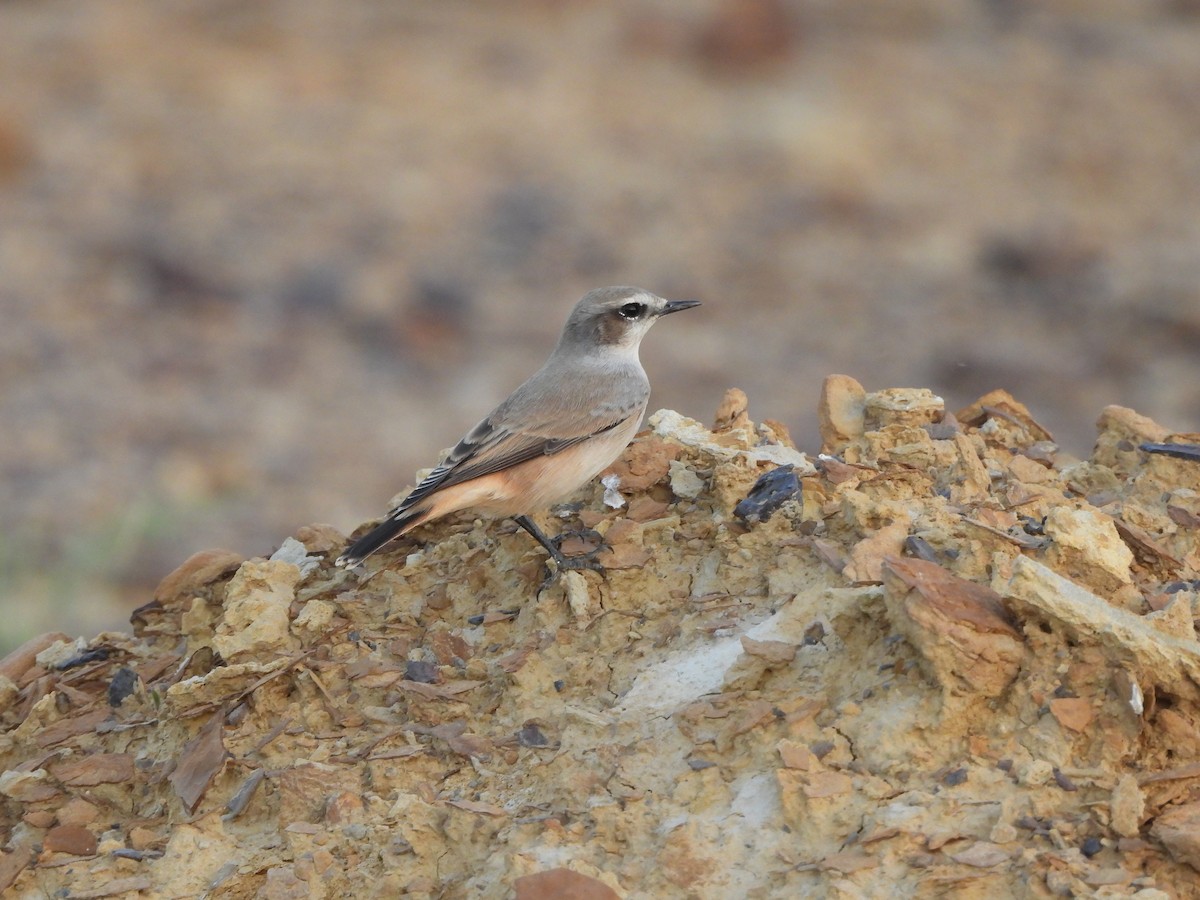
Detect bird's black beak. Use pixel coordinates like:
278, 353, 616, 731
662, 299, 701, 315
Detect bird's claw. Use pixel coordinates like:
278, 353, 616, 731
537, 550, 607, 592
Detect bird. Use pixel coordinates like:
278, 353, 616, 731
336, 286, 700, 572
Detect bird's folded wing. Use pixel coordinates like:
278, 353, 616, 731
387, 400, 643, 519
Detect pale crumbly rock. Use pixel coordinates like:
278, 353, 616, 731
3, 392, 1199, 898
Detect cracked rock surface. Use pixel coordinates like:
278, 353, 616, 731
1, 382, 1199, 898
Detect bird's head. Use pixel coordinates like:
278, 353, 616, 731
560, 285, 700, 355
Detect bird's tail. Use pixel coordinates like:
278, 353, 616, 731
336, 505, 430, 568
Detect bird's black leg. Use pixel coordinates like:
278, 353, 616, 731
513, 515, 606, 576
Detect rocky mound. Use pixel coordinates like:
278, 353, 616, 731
1, 379, 1198, 898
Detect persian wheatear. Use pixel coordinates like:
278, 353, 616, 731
336, 286, 699, 572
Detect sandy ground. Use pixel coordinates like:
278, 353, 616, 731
1, 0, 1199, 649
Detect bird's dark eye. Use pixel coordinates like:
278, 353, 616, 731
618, 302, 646, 319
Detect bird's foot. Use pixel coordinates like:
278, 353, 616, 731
515, 515, 608, 591
537, 546, 606, 592
551, 527, 609, 558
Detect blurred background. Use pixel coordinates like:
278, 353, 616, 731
2, 0, 1198, 653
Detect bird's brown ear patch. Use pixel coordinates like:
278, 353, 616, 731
595, 310, 628, 345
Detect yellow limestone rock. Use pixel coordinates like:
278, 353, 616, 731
1041, 506, 1134, 598
212, 559, 302, 661
818, 374, 866, 452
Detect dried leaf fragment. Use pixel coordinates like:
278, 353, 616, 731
0, 769, 60, 803
0, 843, 34, 893
886, 558, 1018, 636
496, 645, 534, 673
49, 753, 135, 787
169, 710, 228, 813
604, 436, 680, 492
0, 632, 71, 683
514, 868, 619, 900
445, 798, 506, 816
626, 496, 670, 522
596, 541, 653, 570
427, 629, 473, 664
43, 824, 97, 856
883, 556, 1023, 699
35, 708, 111, 749
432, 722, 493, 759
1152, 800, 1200, 870
395, 679, 482, 700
